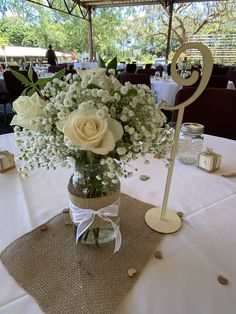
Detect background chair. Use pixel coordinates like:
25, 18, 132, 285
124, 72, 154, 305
155, 64, 163, 77
125, 63, 137, 73
136, 68, 156, 76
119, 73, 151, 88
211, 66, 230, 76
185, 74, 228, 88
207, 75, 228, 88
0, 91, 11, 123
3, 70, 38, 102
167, 64, 171, 76
171, 87, 236, 140
227, 70, 236, 87
145, 64, 152, 69
48, 64, 67, 73
7, 65, 19, 71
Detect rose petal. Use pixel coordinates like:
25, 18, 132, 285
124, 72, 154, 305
108, 118, 123, 142
13, 97, 31, 114
10, 114, 30, 128
56, 117, 67, 131
10, 93, 45, 130
89, 130, 115, 155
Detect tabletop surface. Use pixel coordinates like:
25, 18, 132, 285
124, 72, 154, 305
150, 77, 183, 106
0, 133, 236, 314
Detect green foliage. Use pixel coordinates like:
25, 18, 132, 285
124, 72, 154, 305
0, 1, 235, 63
0, 36, 9, 47
0, 16, 26, 45
9, 66, 65, 97
106, 56, 117, 73
95, 53, 106, 68
95, 55, 120, 77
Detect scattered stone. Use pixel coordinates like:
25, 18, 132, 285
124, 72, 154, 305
63, 208, 69, 213
139, 175, 150, 181
128, 268, 137, 277
217, 275, 229, 285
40, 224, 47, 231
154, 250, 163, 259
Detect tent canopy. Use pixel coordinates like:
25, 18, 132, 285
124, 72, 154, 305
75, 0, 222, 9
26, 0, 225, 60
0, 46, 70, 58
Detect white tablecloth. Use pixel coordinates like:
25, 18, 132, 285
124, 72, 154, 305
73, 62, 98, 69
151, 77, 182, 106
1, 133, 236, 314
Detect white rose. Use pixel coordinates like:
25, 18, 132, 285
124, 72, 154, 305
78, 68, 118, 90
11, 93, 46, 130
56, 108, 123, 155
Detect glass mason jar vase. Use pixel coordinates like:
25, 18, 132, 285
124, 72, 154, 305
177, 122, 204, 165
67, 163, 120, 248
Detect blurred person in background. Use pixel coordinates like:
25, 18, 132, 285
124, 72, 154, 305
70, 49, 76, 62
46, 45, 57, 66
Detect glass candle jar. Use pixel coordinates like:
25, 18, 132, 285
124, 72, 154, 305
177, 122, 204, 165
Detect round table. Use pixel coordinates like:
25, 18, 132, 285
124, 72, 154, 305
150, 77, 182, 106
0, 133, 236, 314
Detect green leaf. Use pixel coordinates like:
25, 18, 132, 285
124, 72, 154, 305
9, 68, 31, 86
95, 52, 106, 68
28, 66, 33, 82
87, 83, 101, 89
106, 56, 117, 73
36, 77, 53, 86
21, 86, 31, 96
26, 87, 36, 97
53, 68, 65, 80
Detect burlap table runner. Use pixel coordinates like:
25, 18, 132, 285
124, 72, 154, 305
1, 193, 163, 314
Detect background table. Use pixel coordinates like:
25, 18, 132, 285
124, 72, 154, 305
73, 62, 98, 69
0, 133, 236, 314
151, 77, 182, 106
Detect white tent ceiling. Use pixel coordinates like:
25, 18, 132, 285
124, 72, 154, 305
0, 46, 70, 58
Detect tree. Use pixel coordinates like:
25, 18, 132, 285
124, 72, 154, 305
0, 16, 27, 45
92, 8, 123, 61
152, 1, 236, 47
0, 36, 9, 47
1, 0, 235, 63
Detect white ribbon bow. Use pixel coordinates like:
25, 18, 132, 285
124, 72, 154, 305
69, 200, 121, 253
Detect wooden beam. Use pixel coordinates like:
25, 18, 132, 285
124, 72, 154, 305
165, 0, 173, 61
26, 0, 87, 19
87, 6, 93, 61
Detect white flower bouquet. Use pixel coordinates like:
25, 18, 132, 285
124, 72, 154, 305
11, 66, 171, 181
10, 63, 172, 249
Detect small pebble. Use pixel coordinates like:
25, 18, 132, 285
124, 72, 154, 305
177, 211, 184, 218
139, 175, 150, 181
40, 224, 47, 231
128, 268, 137, 277
217, 275, 229, 285
154, 250, 163, 259
63, 208, 69, 213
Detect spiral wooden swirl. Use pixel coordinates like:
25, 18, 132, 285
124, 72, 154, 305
161, 42, 213, 111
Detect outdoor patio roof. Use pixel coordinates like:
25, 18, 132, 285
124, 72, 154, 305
26, 0, 224, 61
76, 0, 222, 9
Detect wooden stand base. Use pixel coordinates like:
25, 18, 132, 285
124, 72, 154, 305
145, 207, 182, 234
